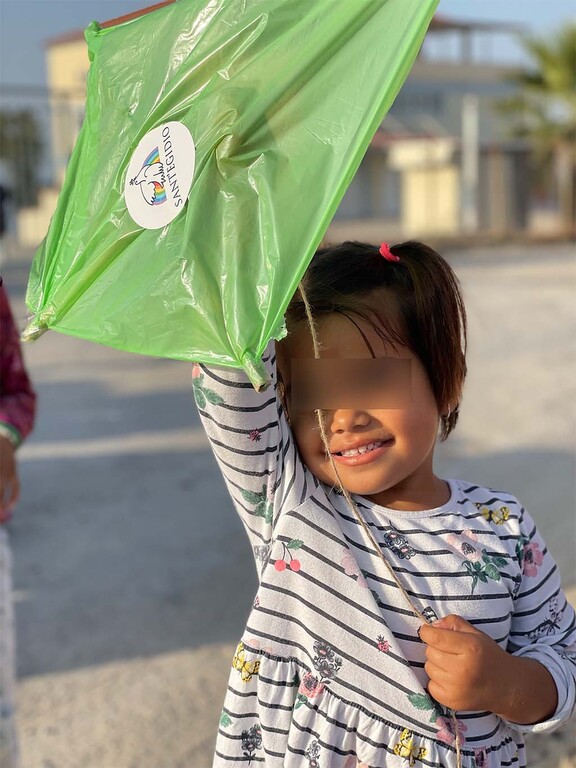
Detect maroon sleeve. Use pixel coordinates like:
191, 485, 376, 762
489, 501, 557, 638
0, 283, 36, 444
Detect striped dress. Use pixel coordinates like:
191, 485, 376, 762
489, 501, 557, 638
193, 345, 576, 768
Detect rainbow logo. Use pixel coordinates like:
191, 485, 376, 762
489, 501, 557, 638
129, 147, 167, 206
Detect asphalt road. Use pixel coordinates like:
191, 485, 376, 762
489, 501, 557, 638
2, 242, 575, 768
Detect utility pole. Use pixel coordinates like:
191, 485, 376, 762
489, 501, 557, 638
461, 94, 480, 232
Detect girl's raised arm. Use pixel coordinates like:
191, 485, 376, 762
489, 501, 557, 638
192, 341, 311, 568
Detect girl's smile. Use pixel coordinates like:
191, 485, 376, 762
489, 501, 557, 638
330, 436, 395, 464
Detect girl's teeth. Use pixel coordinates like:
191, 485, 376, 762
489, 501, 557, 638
340, 441, 383, 457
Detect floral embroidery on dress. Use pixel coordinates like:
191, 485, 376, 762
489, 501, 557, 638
313, 640, 343, 680
294, 672, 325, 709
406, 692, 443, 723
192, 368, 224, 408
341, 550, 368, 588
528, 596, 564, 638
445, 530, 480, 561
522, 541, 544, 577
232, 642, 260, 682
376, 635, 390, 653
219, 710, 232, 727
273, 538, 302, 572
435, 715, 467, 745
240, 485, 273, 524
511, 572, 523, 598
462, 549, 508, 594
381, 526, 416, 560
248, 429, 261, 442
296, 640, 343, 708
475, 502, 510, 525
305, 740, 321, 767
515, 534, 529, 567
253, 544, 270, 565
393, 728, 427, 766
241, 724, 262, 763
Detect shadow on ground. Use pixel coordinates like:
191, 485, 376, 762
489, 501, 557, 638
13, 438, 575, 679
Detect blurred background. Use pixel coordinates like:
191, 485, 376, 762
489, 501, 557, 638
1, 0, 575, 251
0, 2, 574, 767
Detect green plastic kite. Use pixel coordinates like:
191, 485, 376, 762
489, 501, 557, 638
25, 0, 438, 389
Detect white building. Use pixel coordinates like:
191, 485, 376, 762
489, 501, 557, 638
331, 15, 530, 240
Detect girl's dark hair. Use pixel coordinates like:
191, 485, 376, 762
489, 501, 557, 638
285, 241, 467, 440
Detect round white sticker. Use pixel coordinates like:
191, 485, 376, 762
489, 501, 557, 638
124, 121, 195, 229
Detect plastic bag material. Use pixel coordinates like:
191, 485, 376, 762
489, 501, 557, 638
25, 0, 438, 390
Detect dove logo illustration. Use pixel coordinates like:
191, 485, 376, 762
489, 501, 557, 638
124, 122, 195, 229
130, 147, 167, 206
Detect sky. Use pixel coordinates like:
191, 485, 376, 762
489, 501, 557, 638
0, 0, 573, 90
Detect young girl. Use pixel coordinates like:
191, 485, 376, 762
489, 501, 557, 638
193, 241, 576, 768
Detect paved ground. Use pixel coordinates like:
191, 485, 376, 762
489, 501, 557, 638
1, 242, 575, 768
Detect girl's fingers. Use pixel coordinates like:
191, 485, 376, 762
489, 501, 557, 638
419, 623, 467, 654
432, 614, 480, 634
424, 645, 454, 672
424, 659, 452, 685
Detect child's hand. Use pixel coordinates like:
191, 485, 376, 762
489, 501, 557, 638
419, 614, 557, 723
419, 614, 512, 713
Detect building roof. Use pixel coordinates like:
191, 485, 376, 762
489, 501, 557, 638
46, 3, 522, 47
430, 13, 523, 33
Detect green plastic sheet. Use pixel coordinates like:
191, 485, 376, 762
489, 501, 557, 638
25, 0, 438, 389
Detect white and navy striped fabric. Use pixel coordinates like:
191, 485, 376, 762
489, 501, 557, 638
193, 345, 576, 768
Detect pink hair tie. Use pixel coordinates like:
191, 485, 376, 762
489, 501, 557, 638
379, 242, 400, 262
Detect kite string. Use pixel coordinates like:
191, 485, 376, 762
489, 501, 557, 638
296, 282, 462, 768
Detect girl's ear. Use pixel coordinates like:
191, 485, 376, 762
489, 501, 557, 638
439, 398, 461, 441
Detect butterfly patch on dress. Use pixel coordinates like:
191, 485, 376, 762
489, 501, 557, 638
232, 641, 260, 682
475, 502, 510, 525
393, 728, 427, 766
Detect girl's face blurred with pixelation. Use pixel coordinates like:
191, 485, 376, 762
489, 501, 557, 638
276, 312, 450, 510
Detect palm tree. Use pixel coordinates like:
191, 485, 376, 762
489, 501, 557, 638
499, 24, 576, 234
